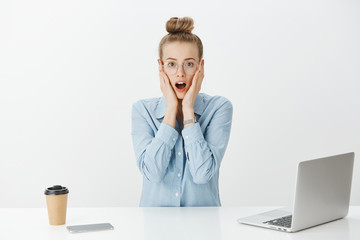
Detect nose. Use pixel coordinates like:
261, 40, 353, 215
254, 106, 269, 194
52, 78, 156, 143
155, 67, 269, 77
176, 64, 185, 77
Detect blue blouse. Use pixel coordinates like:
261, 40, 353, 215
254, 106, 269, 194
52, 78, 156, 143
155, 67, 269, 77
131, 93, 233, 207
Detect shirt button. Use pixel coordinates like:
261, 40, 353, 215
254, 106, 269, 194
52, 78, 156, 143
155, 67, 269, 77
175, 193, 179, 197
185, 136, 189, 139
178, 173, 181, 177
173, 138, 176, 141
178, 152, 182, 156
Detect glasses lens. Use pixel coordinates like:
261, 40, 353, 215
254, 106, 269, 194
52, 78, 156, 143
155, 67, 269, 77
164, 61, 177, 75
184, 61, 198, 74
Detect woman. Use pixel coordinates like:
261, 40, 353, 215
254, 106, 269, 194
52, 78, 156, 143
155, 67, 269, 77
131, 17, 233, 207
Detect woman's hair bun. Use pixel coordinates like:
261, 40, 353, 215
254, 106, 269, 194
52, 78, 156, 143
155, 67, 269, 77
166, 17, 194, 34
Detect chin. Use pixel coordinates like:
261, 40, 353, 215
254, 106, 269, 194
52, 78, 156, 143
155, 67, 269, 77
176, 94, 185, 100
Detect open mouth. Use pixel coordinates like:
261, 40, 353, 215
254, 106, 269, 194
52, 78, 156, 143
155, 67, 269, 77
175, 82, 186, 90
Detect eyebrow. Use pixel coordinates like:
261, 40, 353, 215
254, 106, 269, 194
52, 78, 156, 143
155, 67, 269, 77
165, 57, 196, 61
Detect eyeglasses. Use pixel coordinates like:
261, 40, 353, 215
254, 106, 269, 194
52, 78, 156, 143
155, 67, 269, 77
163, 60, 199, 75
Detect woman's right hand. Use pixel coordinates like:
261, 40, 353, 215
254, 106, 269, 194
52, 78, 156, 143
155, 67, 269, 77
158, 59, 178, 110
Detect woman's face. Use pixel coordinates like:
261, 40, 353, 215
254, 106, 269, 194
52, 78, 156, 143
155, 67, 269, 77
161, 41, 200, 100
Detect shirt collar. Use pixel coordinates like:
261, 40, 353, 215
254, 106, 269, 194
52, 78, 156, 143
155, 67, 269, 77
155, 94, 205, 119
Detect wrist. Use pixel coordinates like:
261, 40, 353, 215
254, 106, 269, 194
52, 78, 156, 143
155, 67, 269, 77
182, 101, 193, 110
165, 108, 177, 115
167, 101, 178, 109
182, 107, 194, 115
183, 112, 195, 122
166, 104, 178, 114
164, 107, 177, 128
183, 118, 196, 128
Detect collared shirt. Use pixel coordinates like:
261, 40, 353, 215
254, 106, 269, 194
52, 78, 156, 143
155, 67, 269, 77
131, 93, 233, 207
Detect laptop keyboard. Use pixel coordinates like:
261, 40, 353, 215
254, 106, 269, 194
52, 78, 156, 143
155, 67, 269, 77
263, 215, 292, 228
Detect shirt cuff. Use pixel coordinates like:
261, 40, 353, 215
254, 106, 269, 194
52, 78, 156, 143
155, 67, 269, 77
182, 122, 204, 145
156, 123, 179, 148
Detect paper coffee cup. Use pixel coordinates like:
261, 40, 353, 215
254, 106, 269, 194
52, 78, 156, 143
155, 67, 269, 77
44, 185, 69, 225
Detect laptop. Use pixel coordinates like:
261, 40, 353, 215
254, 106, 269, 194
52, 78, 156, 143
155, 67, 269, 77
237, 152, 355, 232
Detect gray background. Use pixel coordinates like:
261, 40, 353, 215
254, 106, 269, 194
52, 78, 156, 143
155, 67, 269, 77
0, 0, 359, 207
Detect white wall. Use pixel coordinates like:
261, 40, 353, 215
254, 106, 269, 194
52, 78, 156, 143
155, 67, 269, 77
0, 0, 359, 208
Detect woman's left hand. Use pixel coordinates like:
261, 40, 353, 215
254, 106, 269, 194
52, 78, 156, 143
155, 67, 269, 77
182, 59, 204, 111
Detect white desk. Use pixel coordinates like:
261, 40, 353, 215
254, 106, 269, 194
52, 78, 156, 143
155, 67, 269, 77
1, 207, 359, 240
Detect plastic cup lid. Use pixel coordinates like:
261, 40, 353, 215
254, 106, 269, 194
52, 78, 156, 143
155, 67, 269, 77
44, 185, 69, 195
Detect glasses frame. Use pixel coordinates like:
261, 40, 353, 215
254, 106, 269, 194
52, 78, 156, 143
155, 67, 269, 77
162, 60, 199, 75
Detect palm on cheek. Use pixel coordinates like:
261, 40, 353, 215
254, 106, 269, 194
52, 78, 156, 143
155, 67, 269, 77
158, 59, 178, 108
183, 59, 204, 109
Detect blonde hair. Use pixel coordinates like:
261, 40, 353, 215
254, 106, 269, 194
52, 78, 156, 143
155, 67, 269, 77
159, 17, 203, 61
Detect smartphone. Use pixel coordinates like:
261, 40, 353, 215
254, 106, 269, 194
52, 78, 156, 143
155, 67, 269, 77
66, 223, 114, 233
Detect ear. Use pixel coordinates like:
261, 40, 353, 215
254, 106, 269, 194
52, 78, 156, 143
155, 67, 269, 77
158, 59, 163, 71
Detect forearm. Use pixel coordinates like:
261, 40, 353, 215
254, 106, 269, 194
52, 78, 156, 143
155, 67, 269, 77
187, 148, 215, 184
182, 124, 218, 184
132, 101, 179, 183
182, 100, 233, 184
138, 138, 173, 183
135, 123, 179, 183
183, 107, 195, 128
162, 107, 177, 128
